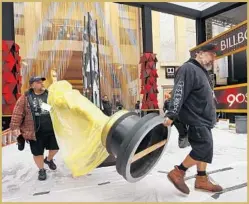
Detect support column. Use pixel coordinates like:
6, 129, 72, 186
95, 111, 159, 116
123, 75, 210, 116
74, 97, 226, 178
2, 2, 15, 41
141, 6, 153, 53
195, 18, 206, 45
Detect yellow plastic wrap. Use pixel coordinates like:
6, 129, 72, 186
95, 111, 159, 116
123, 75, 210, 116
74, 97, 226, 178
47, 80, 109, 177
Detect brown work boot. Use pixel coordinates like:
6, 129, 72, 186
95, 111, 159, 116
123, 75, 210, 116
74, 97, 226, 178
195, 175, 223, 192
167, 166, 190, 194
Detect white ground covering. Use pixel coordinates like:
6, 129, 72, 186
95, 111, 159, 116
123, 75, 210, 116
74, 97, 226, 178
2, 126, 247, 202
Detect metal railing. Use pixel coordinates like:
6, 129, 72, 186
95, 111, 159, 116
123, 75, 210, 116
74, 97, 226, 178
2, 128, 17, 147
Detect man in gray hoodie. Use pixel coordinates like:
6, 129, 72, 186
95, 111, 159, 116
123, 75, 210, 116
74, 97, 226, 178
163, 44, 223, 194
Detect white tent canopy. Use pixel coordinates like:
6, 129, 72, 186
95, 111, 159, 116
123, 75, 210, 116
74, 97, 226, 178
170, 2, 219, 11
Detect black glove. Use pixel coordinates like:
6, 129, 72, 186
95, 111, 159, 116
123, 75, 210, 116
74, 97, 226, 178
16, 135, 25, 151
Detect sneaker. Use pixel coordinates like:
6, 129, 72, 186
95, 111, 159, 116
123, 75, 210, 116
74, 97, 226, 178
195, 175, 223, 192
167, 166, 190, 194
178, 137, 190, 148
16, 135, 25, 151
44, 157, 57, 170
38, 169, 47, 181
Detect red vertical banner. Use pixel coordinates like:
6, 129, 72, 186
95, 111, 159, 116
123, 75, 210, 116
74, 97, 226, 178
2, 40, 22, 116
139, 53, 159, 110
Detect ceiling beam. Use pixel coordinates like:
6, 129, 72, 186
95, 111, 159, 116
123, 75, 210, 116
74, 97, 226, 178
200, 2, 247, 20
117, 2, 201, 19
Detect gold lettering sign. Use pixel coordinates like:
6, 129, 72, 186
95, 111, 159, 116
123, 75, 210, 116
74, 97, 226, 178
190, 21, 247, 59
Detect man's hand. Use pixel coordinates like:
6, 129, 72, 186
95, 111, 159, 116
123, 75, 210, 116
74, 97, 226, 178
163, 117, 173, 127
12, 129, 21, 136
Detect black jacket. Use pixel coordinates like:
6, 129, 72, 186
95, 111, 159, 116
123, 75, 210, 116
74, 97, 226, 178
163, 100, 171, 112
102, 100, 112, 116
135, 103, 140, 110
166, 59, 216, 128
116, 102, 123, 110
25, 88, 49, 132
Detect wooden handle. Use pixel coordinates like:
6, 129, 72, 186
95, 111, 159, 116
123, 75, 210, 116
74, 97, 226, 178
131, 139, 167, 163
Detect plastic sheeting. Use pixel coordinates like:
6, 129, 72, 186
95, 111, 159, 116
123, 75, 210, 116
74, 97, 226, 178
47, 80, 109, 177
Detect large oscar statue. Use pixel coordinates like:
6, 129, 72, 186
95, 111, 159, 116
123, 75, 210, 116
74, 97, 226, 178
48, 80, 170, 183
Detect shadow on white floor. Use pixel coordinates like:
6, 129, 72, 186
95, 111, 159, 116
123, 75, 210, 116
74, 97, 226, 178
2, 126, 247, 202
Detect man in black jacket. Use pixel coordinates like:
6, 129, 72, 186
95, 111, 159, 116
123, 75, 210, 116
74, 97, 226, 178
115, 99, 123, 111
163, 91, 189, 148
102, 95, 112, 116
163, 44, 222, 194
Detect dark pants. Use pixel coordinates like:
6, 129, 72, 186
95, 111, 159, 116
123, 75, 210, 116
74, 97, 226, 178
188, 126, 213, 164
29, 131, 59, 156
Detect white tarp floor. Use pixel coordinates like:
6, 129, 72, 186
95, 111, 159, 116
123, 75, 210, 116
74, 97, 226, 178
2, 126, 247, 202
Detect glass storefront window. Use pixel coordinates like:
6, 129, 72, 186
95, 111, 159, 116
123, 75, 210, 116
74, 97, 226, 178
205, 4, 247, 86
205, 4, 247, 40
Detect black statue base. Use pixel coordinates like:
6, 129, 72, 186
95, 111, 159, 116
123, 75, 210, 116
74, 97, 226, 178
105, 112, 170, 182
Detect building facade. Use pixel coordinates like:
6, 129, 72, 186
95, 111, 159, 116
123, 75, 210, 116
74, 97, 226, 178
152, 11, 196, 113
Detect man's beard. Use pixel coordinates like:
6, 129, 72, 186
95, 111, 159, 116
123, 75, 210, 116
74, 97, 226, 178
34, 87, 45, 93
39, 87, 45, 91
201, 60, 213, 69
